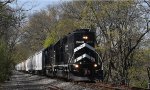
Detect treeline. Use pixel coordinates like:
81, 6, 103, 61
0, 0, 26, 82
0, 0, 150, 88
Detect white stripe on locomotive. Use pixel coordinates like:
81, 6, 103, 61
74, 43, 95, 53
74, 53, 95, 62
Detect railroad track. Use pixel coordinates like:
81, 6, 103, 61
1, 71, 147, 90
45, 85, 63, 90
0, 71, 93, 90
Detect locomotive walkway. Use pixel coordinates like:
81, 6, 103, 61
0, 71, 93, 90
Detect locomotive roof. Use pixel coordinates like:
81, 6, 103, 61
71, 29, 94, 34
56, 29, 93, 42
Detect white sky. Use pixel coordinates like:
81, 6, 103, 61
10, 0, 71, 14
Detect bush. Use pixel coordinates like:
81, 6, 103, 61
0, 40, 12, 82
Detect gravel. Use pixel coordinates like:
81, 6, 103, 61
0, 71, 96, 90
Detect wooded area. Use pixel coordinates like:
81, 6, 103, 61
0, 0, 150, 88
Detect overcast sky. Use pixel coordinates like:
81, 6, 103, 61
10, 0, 71, 14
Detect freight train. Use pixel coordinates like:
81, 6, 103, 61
15, 29, 103, 81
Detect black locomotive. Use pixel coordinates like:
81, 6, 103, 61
16, 29, 103, 81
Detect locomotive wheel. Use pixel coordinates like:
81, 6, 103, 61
51, 72, 54, 78
67, 66, 72, 81
54, 68, 57, 78
66, 72, 70, 81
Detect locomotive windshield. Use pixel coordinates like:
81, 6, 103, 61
74, 32, 95, 47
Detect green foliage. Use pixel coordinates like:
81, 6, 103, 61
44, 31, 57, 48
0, 40, 11, 82
12, 44, 30, 64
127, 48, 150, 88
129, 67, 148, 88
44, 18, 78, 48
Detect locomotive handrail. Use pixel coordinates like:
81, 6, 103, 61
65, 53, 75, 73
68, 52, 75, 64
95, 51, 103, 70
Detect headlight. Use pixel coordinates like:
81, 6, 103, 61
83, 36, 88, 40
74, 64, 79, 68
94, 64, 97, 67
